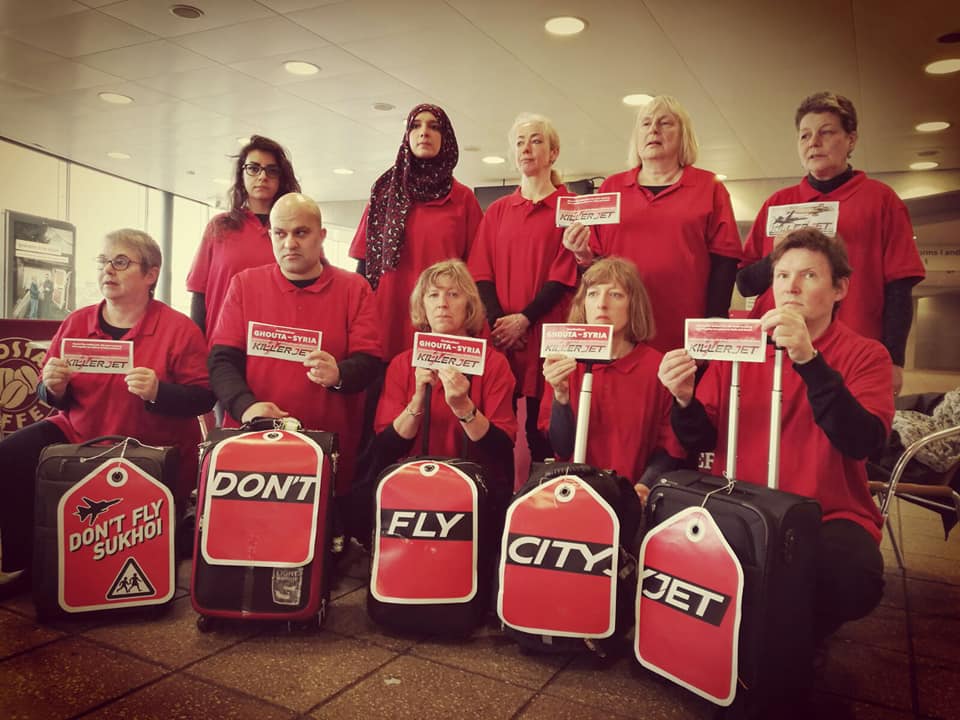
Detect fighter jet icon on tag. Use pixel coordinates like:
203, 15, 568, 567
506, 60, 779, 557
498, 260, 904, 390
73, 497, 122, 526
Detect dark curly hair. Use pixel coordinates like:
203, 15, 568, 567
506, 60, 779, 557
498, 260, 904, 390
218, 135, 301, 230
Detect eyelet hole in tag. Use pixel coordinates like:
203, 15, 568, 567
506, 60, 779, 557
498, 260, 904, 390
420, 463, 439, 477
685, 519, 704, 543
262, 431, 284, 442
107, 466, 128, 487
555, 481, 576, 503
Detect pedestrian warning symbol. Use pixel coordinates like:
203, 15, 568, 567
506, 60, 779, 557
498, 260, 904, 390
106, 557, 156, 600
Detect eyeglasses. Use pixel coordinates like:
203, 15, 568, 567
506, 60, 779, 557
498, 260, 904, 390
96, 255, 142, 271
242, 162, 282, 179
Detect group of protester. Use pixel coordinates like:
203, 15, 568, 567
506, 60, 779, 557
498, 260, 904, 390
0, 91, 927, 652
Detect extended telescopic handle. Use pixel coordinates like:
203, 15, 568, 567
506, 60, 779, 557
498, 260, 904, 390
573, 361, 594, 464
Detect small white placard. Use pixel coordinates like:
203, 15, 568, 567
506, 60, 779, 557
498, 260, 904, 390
765, 201, 839, 237
556, 192, 621, 227
246, 322, 321, 362
684, 319, 766, 363
61, 338, 133, 374
412, 332, 487, 376
540, 323, 614, 361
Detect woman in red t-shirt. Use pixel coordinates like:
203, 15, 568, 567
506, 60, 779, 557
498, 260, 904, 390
541, 257, 683, 504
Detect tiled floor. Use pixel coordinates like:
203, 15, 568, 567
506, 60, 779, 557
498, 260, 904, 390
1, 497, 958, 720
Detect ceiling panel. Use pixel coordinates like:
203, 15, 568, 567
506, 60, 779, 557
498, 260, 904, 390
98, 0, 273, 37
173, 15, 328, 63
289, 0, 473, 44
137, 65, 274, 99
79, 40, 218, 80
0, 0, 87, 25
228, 44, 372, 86
3, 9, 158, 57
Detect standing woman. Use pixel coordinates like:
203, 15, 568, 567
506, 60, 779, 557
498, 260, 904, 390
187, 135, 300, 337
350, 104, 483, 363
562, 95, 742, 352
539, 258, 682, 503
737, 91, 925, 395
468, 113, 578, 462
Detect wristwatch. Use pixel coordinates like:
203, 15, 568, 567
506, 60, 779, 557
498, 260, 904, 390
457, 406, 478, 424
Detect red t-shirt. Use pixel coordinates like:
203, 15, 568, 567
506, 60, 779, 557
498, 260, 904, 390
349, 180, 483, 362
742, 172, 925, 343
210, 264, 382, 493
538, 343, 684, 482
186, 210, 274, 335
695, 321, 894, 542
588, 165, 743, 352
375, 347, 517, 459
467, 187, 577, 397
44, 300, 210, 499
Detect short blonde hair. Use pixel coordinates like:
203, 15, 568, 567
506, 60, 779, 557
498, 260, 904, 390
627, 95, 699, 169
409, 259, 486, 337
509, 112, 562, 187
568, 257, 655, 344
104, 228, 161, 297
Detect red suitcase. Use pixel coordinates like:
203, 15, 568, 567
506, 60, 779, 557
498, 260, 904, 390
190, 418, 337, 630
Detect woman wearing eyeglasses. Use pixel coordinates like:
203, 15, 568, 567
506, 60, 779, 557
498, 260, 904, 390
187, 135, 301, 337
0, 229, 214, 597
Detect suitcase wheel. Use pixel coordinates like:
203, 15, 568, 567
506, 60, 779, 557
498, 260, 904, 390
196, 615, 214, 633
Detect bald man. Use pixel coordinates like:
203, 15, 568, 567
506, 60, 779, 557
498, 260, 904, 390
208, 193, 383, 496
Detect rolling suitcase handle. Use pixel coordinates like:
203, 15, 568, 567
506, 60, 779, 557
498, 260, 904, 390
573, 361, 595, 464
724, 346, 784, 490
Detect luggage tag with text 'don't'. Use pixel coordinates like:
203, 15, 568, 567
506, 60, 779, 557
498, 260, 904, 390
635, 504, 744, 706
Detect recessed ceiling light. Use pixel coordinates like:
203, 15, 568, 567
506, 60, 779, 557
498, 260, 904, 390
237, 136, 250, 145
917, 149, 940, 157
463, 145, 480, 153
372, 102, 396, 111
333, 168, 354, 175
98, 92, 133, 105
715, 174, 728, 181
213, 178, 231, 186
284, 60, 320, 76
545, 16, 587, 36
106, 151, 130, 160
936, 31, 960, 44
925, 58, 960, 74
482, 155, 506, 165
622, 93, 654, 107
910, 161, 939, 170
170, 4, 204, 19
915, 121, 951, 132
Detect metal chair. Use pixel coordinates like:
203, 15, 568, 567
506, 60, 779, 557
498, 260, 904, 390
869, 425, 960, 569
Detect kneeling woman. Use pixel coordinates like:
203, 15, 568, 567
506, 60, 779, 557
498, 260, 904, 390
540, 257, 683, 503
372, 260, 517, 509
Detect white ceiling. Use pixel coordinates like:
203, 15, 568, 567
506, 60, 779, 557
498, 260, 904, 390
1, 0, 958, 206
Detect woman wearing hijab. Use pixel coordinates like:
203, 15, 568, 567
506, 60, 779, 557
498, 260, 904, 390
350, 104, 483, 363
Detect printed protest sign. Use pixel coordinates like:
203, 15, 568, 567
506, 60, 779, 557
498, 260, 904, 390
765, 201, 839, 237
247, 322, 321, 362
540, 323, 613, 361
556, 193, 621, 227
412, 333, 487, 376
684, 319, 765, 363
61, 339, 133, 374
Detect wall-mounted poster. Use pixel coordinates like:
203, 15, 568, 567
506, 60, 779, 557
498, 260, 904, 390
3, 211, 76, 321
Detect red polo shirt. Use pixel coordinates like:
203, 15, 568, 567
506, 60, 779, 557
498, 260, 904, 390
468, 186, 577, 397
743, 172, 925, 343
210, 264, 382, 493
588, 166, 743, 352
44, 300, 209, 498
375, 347, 517, 458
349, 180, 483, 362
695, 321, 893, 541
186, 210, 274, 335
538, 343, 684, 482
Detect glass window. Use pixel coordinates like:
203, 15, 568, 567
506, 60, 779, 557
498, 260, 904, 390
170, 196, 212, 316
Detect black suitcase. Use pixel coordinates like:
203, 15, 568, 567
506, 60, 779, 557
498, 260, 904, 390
637, 348, 822, 716
367, 385, 494, 636
497, 362, 643, 655
33, 436, 180, 620
191, 418, 337, 630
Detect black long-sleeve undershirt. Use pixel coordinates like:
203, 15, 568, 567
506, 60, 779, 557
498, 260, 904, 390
477, 280, 571, 328
190, 292, 206, 335
671, 350, 887, 462
706, 254, 739, 318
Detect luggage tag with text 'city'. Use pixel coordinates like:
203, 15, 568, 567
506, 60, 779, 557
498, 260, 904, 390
635, 504, 744, 706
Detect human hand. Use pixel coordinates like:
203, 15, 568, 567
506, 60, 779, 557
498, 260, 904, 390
491, 313, 530, 350
561, 223, 594, 265
304, 349, 340, 387
42, 357, 73, 399
542, 354, 577, 405
760, 308, 815, 364
658, 349, 697, 407
125, 367, 159, 402
241, 401, 289, 423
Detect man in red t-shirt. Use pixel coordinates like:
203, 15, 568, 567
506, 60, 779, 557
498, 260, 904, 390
208, 193, 382, 502
659, 228, 893, 644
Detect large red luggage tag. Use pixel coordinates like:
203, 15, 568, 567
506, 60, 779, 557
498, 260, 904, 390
635, 506, 744, 706
498, 474, 619, 638
371, 460, 478, 604
201, 429, 324, 567
58, 457, 174, 612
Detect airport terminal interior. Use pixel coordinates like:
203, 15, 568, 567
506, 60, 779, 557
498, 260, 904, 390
2, 1, 960, 718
